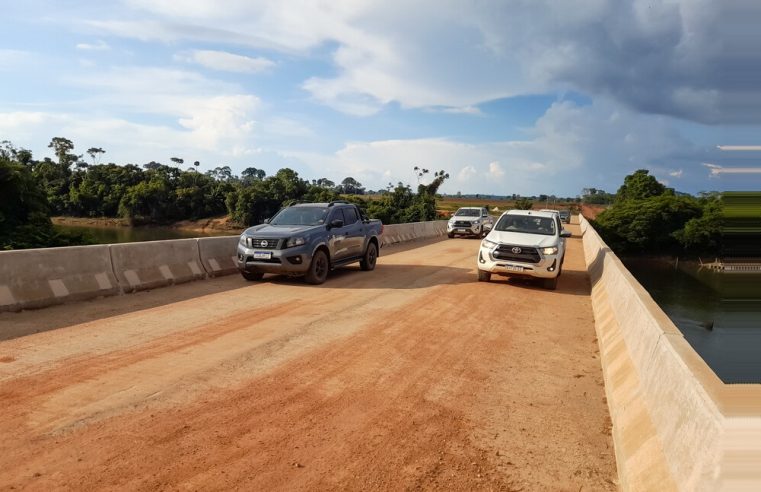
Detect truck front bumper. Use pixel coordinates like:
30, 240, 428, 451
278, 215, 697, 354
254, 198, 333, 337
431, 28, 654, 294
477, 246, 560, 279
448, 223, 483, 236
236, 243, 312, 275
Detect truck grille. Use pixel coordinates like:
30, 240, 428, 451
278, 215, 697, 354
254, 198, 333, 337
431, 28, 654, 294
454, 221, 473, 227
246, 237, 280, 249
245, 256, 281, 264
493, 245, 540, 264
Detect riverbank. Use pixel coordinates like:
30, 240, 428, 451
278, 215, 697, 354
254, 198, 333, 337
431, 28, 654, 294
52, 216, 242, 235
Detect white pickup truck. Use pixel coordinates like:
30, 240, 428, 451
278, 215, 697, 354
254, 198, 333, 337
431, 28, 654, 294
476, 209, 571, 290
447, 207, 494, 238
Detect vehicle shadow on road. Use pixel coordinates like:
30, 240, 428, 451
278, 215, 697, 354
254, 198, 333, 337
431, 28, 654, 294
483, 268, 591, 296
266, 264, 474, 290
0, 276, 251, 342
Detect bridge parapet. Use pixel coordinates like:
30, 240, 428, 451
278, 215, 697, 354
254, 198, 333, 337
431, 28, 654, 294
0, 244, 119, 311
580, 215, 761, 491
0, 220, 448, 312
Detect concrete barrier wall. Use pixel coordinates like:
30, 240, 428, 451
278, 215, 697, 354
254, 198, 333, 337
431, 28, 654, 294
110, 238, 206, 292
198, 236, 239, 277
0, 245, 119, 312
579, 215, 761, 491
0, 220, 448, 311
381, 220, 447, 247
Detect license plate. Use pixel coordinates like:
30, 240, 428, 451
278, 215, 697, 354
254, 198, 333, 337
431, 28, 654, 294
253, 251, 272, 260
457, 229, 467, 232
505, 265, 523, 272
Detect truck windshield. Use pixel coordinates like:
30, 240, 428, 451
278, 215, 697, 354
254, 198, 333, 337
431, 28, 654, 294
455, 209, 480, 217
495, 215, 556, 236
270, 207, 329, 226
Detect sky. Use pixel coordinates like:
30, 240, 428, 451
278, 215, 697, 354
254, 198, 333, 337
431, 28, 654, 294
1, 0, 760, 196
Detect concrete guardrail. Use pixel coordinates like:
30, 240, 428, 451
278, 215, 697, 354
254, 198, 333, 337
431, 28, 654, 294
0, 244, 119, 312
109, 238, 206, 293
198, 236, 239, 277
381, 220, 447, 246
0, 220, 448, 311
579, 215, 761, 491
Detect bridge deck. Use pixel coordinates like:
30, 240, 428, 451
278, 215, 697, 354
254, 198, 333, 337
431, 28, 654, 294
0, 222, 616, 490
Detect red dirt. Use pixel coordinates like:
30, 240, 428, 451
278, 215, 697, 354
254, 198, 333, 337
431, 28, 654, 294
0, 223, 616, 491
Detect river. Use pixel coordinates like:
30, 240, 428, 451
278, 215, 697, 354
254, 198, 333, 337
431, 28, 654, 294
623, 258, 761, 384
54, 224, 235, 244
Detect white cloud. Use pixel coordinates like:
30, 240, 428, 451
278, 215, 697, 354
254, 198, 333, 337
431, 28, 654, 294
79, 0, 758, 123
669, 169, 683, 178
176, 50, 275, 73
702, 163, 761, 177
440, 106, 483, 115
457, 165, 477, 182
76, 40, 110, 51
488, 161, 504, 178
64, 67, 264, 151
280, 99, 708, 195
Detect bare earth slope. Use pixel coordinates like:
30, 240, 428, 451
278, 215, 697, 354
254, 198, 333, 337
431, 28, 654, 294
0, 223, 616, 491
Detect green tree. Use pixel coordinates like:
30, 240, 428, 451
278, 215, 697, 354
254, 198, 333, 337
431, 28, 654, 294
594, 194, 702, 253
514, 198, 533, 210
615, 169, 667, 202
1, 143, 88, 249
86, 147, 105, 165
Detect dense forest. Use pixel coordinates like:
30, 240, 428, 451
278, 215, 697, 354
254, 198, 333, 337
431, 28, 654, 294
592, 169, 724, 255
1, 138, 450, 250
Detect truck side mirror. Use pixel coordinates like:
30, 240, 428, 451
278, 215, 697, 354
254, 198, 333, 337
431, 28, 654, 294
263, 218, 270, 224
560, 230, 572, 238
330, 219, 344, 229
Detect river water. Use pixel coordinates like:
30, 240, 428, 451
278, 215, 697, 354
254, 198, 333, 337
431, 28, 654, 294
54, 224, 235, 244
623, 258, 761, 384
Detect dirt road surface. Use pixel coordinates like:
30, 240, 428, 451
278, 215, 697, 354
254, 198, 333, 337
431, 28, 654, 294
0, 222, 617, 491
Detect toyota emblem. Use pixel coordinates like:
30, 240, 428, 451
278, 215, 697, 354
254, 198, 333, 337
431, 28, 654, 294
511, 247, 522, 254
260, 240, 269, 247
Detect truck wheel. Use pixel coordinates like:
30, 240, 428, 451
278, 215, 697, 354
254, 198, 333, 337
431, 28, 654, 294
477, 270, 491, 282
360, 242, 378, 271
241, 271, 264, 281
448, 232, 455, 238
543, 276, 558, 290
305, 250, 329, 285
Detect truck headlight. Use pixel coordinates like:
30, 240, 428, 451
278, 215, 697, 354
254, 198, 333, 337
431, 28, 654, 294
285, 237, 306, 248
542, 246, 558, 255
472, 219, 481, 225
239, 235, 247, 246
482, 238, 498, 248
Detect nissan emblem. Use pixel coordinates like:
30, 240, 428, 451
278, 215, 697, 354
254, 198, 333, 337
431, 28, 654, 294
260, 240, 268, 247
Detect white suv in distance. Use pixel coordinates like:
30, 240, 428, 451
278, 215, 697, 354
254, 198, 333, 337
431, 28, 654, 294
476, 210, 571, 290
447, 207, 494, 238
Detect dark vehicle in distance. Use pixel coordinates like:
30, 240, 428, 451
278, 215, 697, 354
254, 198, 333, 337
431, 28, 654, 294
237, 202, 383, 285
558, 210, 571, 223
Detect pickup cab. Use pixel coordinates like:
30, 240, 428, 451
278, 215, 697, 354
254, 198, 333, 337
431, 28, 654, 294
237, 201, 383, 285
447, 207, 494, 238
476, 209, 571, 290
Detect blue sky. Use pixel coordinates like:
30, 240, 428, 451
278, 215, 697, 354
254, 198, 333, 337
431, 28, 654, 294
1, 0, 760, 196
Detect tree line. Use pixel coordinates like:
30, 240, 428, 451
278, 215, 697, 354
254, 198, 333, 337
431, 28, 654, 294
592, 169, 723, 255
1, 138, 450, 249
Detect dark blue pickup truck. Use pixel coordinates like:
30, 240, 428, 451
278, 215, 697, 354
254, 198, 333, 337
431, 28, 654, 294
237, 201, 383, 284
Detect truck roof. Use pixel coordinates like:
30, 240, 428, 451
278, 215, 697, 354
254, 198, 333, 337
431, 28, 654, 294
504, 209, 558, 219
291, 201, 354, 208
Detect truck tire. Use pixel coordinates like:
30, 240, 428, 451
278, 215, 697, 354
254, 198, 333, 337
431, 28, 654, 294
360, 242, 378, 271
448, 232, 455, 238
241, 271, 264, 281
305, 250, 329, 285
477, 270, 491, 282
543, 275, 558, 290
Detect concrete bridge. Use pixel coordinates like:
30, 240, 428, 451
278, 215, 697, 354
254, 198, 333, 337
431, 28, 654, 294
0, 218, 759, 490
